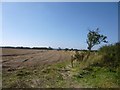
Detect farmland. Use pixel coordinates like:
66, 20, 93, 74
2, 48, 77, 88
2, 48, 71, 70
2, 46, 120, 88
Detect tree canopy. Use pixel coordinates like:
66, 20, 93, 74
86, 28, 108, 51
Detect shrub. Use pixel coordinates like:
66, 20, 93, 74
98, 42, 120, 68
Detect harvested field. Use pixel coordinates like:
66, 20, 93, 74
2, 48, 72, 71
2, 48, 80, 88
2, 48, 119, 88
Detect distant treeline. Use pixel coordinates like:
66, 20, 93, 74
1, 46, 51, 50
0, 46, 97, 52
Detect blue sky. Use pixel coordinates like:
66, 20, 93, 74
1, 2, 118, 49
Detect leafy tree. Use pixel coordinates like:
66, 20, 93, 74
86, 28, 108, 51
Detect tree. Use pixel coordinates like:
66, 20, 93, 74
86, 28, 108, 51
70, 48, 74, 51
58, 47, 61, 51
65, 48, 69, 51
48, 46, 53, 50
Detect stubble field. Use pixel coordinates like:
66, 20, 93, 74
2, 48, 79, 88
2, 48, 71, 71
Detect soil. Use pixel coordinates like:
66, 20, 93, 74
2, 48, 72, 71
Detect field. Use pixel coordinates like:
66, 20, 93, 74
2, 48, 71, 71
2, 48, 119, 88
2, 48, 77, 88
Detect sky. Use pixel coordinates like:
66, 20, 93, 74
1, 2, 118, 49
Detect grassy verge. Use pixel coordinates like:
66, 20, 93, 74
73, 66, 119, 88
